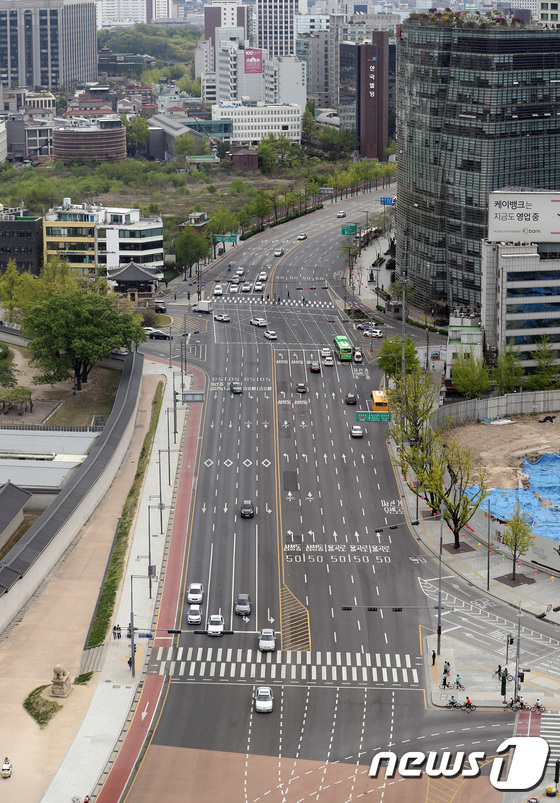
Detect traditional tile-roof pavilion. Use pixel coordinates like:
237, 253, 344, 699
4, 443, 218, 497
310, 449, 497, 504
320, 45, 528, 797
107, 260, 159, 292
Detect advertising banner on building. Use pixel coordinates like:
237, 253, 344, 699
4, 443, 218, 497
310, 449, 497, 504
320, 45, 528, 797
244, 49, 263, 74
488, 191, 560, 243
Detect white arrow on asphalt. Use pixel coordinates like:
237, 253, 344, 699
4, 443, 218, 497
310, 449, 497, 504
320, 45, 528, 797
268, 609, 275, 624
282, 421, 290, 428
302, 454, 308, 463
306, 492, 314, 502
263, 421, 270, 428
141, 702, 150, 721
286, 491, 294, 502
281, 390, 286, 397
287, 529, 294, 540
202, 503, 207, 513
323, 454, 328, 463
266, 503, 272, 514
308, 530, 315, 542
210, 421, 215, 429
283, 453, 289, 462
228, 421, 233, 428
332, 530, 338, 542
361, 454, 366, 463
243, 615, 249, 623
315, 392, 320, 399
223, 503, 228, 513
354, 531, 360, 542
214, 392, 218, 399
264, 393, 269, 399
332, 392, 336, 399
342, 454, 347, 464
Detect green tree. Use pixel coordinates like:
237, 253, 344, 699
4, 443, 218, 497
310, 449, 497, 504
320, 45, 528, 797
251, 189, 273, 228
0, 386, 31, 412
492, 339, 524, 395
525, 334, 558, 391
0, 343, 18, 388
173, 225, 209, 269
377, 335, 419, 379
388, 366, 440, 446
207, 206, 238, 236
438, 439, 488, 550
258, 136, 277, 174
0, 259, 23, 324
451, 350, 490, 399
24, 291, 145, 390
216, 141, 229, 159
56, 95, 68, 111
502, 502, 535, 581
302, 107, 317, 140
122, 116, 151, 155
174, 132, 196, 158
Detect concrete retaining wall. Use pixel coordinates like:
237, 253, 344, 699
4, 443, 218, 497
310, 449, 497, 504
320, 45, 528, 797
0, 353, 143, 634
431, 390, 560, 429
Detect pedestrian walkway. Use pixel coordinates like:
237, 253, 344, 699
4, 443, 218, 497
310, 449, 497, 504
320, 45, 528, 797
150, 645, 422, 686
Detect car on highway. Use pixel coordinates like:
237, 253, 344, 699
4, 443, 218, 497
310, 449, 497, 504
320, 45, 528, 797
274, 247, 284, 256
264, 330, 277, 340
323, 356, 334, 366
255, 686, 274, 713
149, 329, 172, 340
240, 499, 255, 518
351, 425, 364, 438
254, 282, 264, 292
241, 282, 251, 292
230, 380, 243, 394
336, 210, 346, 218
250, 317, 268, 327
187, 582, 204, 603
258, 628, 276, 651
309, 361, 321, 373
345, 392, 357, 405
187, 604, 202, 625
321, 348, 331, 358
234, 593, 252, 616
297, 232, 307, 240
235, 267, 245, 277
363, 329, 383, 338
230, 275, 240, 284
207, 614, 225, 636
296, 383, 307, 393
214, 313, 230, 322
214, 284, 223, 296
258, 271, 268, 281
229, 284, 239, 293
353, 350, 363, 363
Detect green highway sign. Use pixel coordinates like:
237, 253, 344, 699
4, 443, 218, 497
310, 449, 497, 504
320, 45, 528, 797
341, 224, 357, 235
357, 412, 391, 423
215, 235, 238, 243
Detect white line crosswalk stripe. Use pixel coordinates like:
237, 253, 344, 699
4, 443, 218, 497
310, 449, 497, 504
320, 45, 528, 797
151, 648, 421, 686
540, 712, 560, 767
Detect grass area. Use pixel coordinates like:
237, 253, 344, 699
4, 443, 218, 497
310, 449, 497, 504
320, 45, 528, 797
46, 367, 122, 426
75, 671, 94, 685
87, 380, 165, 647
23, 685, 63, 728
0, 512, 42, 562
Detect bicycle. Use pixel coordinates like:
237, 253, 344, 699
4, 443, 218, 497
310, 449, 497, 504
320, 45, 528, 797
492, 669, 513, 681
439, 681, 465, 691
446, 700, 462, 709
461, 703, 476, 712
531, 704, 547, 714
512, 701, 531, 712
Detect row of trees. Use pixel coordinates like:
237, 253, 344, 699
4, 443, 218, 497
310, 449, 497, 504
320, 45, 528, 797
0, 258, 145, 391
379, 342, 536, 574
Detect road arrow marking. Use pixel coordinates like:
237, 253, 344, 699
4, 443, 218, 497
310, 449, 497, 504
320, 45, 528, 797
223, 503, 228, 513
202, 503, 207, 513
268, 609, 275, 624
302, 453, 308, 463
283, 453, 289, 462
141, 702, 150, 721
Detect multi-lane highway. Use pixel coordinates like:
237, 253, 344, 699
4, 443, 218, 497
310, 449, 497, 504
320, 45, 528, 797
129, 196, 550, 802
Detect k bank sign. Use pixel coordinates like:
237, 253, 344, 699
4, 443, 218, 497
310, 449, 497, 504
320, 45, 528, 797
369, 737, 550, 791
488, 190, 560, 243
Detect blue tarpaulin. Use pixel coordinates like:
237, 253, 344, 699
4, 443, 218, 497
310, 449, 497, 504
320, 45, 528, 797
467, 453, 560, 543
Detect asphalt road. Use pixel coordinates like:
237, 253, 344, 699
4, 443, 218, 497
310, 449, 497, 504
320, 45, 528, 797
132, 195, 524, 802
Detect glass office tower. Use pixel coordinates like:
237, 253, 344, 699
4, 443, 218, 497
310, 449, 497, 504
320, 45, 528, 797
396, 19, 560, 312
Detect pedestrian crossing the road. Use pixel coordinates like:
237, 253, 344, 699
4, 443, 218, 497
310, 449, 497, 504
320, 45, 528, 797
149, 646, 421, 686
540, 712, 560, 768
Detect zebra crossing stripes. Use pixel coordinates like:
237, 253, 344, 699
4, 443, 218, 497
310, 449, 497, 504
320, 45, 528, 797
150, 646, 420, 686
540, 712, 560, 767
221, 298, 334, 309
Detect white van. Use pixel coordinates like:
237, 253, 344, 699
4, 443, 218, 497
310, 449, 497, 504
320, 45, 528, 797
354, 350, 363, 363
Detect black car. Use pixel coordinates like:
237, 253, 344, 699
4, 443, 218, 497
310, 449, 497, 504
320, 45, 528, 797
234, 593, 252, 616
149, 329, 172, 340
309, 361, 321, 373
230, 381, 243, 394
240, 499, 255, 518
345, 393, 357, 405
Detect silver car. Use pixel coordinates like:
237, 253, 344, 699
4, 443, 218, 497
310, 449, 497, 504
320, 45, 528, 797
207, 614, 225, 636
187, 582, 204, 603
255, 686, 274, 713
187, 604, 201, 625
258, 628, 276, 651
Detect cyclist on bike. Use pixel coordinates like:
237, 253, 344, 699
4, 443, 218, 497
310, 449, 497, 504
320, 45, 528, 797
450, 695, 457, 707
508, 697, 515, 709
535, 698, 541, 710
465, 697, 472, 709
456, 674, 461, 687
496, 663, 502, 676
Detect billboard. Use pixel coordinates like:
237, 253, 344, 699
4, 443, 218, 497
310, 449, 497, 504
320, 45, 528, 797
488, 191, 560, 243
244, 49, 262, 75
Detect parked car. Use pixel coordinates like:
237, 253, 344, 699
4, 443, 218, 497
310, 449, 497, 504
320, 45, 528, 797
207, 614, 225, 636
234, 593, 252, 616
187, 604, 202, 625
240, 499, 255, 518
255, 686, 274, 713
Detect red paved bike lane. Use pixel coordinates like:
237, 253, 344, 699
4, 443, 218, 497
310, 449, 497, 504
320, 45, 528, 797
96, 364, 206, 803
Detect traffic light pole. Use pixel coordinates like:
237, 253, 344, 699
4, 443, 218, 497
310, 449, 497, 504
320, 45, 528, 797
514, 601, 522, 702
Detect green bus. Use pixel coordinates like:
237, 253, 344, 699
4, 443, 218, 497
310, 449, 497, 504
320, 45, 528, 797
333, 335, 354, 361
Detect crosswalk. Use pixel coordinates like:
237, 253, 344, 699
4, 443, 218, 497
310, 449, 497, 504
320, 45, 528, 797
218, 298, 335, 309
149, 646, 421, 686
540, 712, 560, 769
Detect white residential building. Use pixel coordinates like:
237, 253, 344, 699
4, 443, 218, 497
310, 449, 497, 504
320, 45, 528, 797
211, 101, 302, 145
96, 0, 146, 28
295, 13, 329, 33
264, 56, 306, 109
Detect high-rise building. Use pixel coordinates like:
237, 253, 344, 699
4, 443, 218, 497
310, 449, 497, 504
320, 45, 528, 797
0, 0, 97, 91
96, 0, 146, 28
396, 17, 560, 312
296, 30, 329, 105
204, 0, 248, 64
257, 0, 297, 57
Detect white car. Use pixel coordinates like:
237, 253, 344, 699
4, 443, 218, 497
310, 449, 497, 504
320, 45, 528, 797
187, 604, 201, 625
258, 628, 276, 651
264, 330, 277, 340
254, 282, 264, 292
143, 327, 156, 335
235, 267, 245, 277
241, 282, 251, 292
297, 232, 307, 240
354, 350, 363, 363
230, 275, 240, 284
187, 582, 204, 604
258, 271, 268, 282
351, 425, 364, 438
229, 284, 239, 293
274, 248, 284, 257
323, 356, 334, 366
214, 284, 223, 296
337, 210, 346, 218
255, 686, 274, 713
321, 348, 331, 358
250, 317, 268, 327
207, 614, 225, 636
363, 329, 383, 338
214, 313, 230, 322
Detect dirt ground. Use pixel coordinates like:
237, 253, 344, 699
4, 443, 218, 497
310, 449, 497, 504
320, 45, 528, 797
446, 414, 560, 488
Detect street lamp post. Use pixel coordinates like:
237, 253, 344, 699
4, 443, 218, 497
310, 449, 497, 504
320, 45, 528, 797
437, 504, 444, 655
